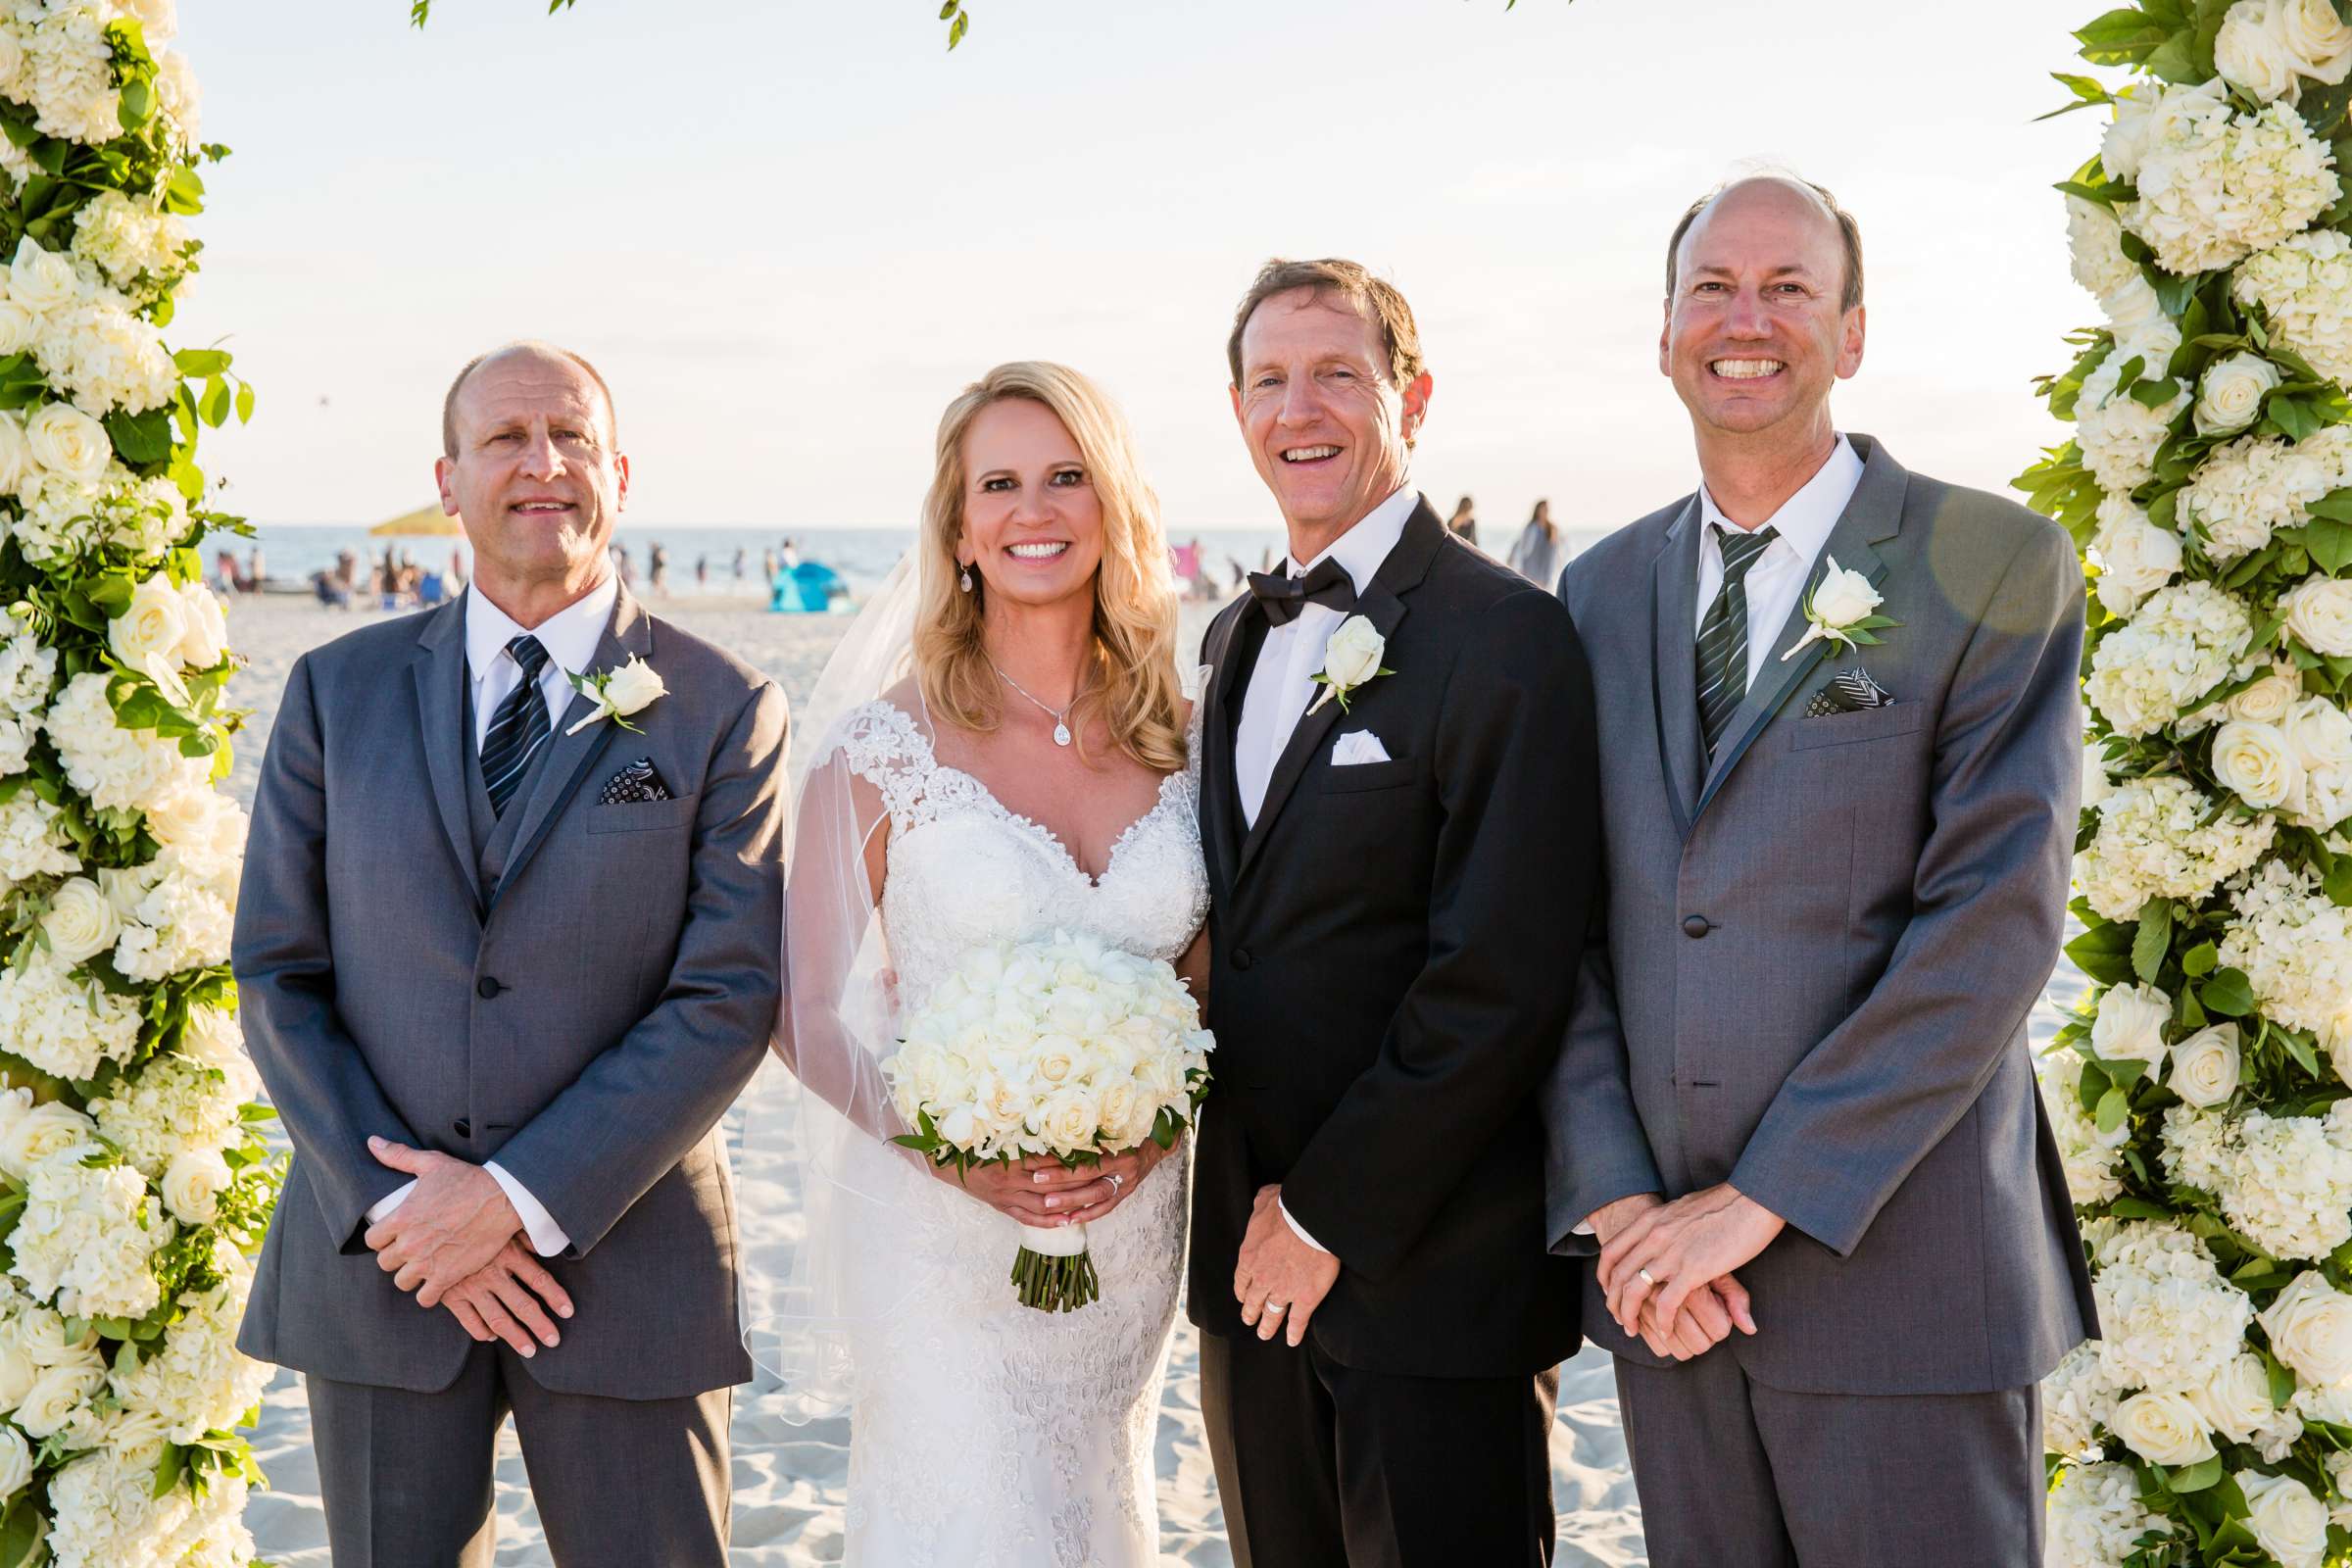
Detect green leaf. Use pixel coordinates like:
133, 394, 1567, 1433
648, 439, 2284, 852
2095, 1085, 2130, 1135
171, 348, 228, 376
151, 1440, 184, 1499
2067, 920, 2138, 985
233, 379, 255, 423
197, 375, 228, 427
2169, 1454, 2225, 1494
2201, 967, 2256, 1016
2284, 1028, 2323, 1078
2328, 855, 2352, 907
2181, 940, 2219, 976
2302, 72, 2352, 139
2309, 514, 2352, 575
103, 406, 172, 466
2133, 904, 2173, 984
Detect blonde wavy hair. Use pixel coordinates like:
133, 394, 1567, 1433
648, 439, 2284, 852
913, 362, 1187, 772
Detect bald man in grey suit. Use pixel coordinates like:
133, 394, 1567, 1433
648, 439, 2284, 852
233, 343, 786, 1565
1543, 177, 2095, 1565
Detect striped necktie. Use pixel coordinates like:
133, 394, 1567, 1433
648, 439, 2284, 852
479, 634, 553, 817
1695, 523, 1779, 760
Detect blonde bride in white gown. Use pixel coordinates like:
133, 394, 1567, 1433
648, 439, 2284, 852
762, 362, 1208, 1566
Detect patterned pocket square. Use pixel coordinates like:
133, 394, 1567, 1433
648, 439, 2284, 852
598, 758, 673, 805
1804, 666, 1895, 718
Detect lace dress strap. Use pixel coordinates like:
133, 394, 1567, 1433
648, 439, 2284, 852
826, 701, 941, 836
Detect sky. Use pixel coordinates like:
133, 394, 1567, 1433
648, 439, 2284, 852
171, 0, 2107, 532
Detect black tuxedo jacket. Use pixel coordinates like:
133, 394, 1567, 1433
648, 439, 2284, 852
1187, 497, 1600, 1377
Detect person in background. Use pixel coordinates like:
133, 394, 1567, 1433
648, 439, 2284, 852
613, 543, 637, 589
732, 547, 747, 582
1445, 493, 1478, 545
760, 548, 777, 586
779, 537, 801, 570
1508, 498, 1563, 587
246, 546, 267, 594
649, 541, 670, 597
450, 545, 468, 590
216, 549, 244, 597
696, 554, 709, 588
1171, 535, 1203, 599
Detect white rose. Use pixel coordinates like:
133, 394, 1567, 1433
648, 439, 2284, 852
174, 580, 225, 669
2214, 719, 2307, 810
2278, 0, 2352, 83
0, 1426, 27, 1502
2230, 662, 2305, 725
2190, 1351, 2282, 1443
6, 242, 75, 317
2283, 576, 2352, 656
2169, 1023, 2243, 1107
2112, 1389, 2218, 1465
2241, 1470, 2330, 1568
1321, 615, 1386, 691
160, 1148, 228, 1226
2284, 694, 2352, 774
2082, 743, 2114, 811
107, 572, 186, 669
12, 1363, 95, 1440
1808, 559, 1880, 627
1039, 1089, 1101, 1154
22, 402, 108, 484
0, 1102, 91, 1181
2197, 352, 2285, 434
2092, 982, 2173, 1070
2263, 1269, 2352, 1384
0, 413, 29, 500
38, 877, 117, 966
0, 304, 34, 361
2221, 0, 2306, 101
0, 1331, 32, 1416
602, 655, 665, 715
2093, 500, 2182, 616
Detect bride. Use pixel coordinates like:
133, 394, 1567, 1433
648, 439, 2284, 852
762, 361, 1207, 1563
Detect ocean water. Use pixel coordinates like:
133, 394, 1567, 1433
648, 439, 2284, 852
231, 521, 1595, 601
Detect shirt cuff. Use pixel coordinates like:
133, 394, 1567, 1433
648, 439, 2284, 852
1279, 1198, 1331, 1255
1572, 1220, 1595, 1236
364, 1179, 416, 1227
485, 1161, 571, 1257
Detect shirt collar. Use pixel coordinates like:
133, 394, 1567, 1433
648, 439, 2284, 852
464, 574, 619, 685
1696, 435, 1862, 562
1288, 485, 1417, 594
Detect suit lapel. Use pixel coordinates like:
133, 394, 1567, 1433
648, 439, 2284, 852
1235, 499, 1445, 882
1649, 497, 1706, 842
1693, 435, 1910, 820
491, 586, 656, 910
1198, 600, 1258, 893
410, 598, 483, 913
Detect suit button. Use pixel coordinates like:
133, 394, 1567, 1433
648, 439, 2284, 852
1232, 949, 1253, 971
477, 977, 502, 1000
1682, 915, 1710, 939
453, 1118, 471, 1138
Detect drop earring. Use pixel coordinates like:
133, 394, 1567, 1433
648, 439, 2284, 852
959, 566, 973, 593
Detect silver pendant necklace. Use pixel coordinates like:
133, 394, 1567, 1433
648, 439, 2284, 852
991, 660, 1076, 747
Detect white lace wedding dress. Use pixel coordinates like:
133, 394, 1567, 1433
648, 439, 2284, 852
827, 699, 1207, 1567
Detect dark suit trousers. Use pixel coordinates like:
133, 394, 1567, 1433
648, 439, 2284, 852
1614, 1352, 2040, 1568
308, 1342, 731, 1568
1200, 1327, 1557, 1568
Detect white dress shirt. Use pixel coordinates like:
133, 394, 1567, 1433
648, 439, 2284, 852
361, 576, 620, 1259
1693, 434, 1864, 686
1233, 486, 1416, 1256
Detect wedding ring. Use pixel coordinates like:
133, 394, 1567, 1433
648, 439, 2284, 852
1637, 1268, 1657, 1286
1107, 1173, 1125, 1195
1263, 1300, 1287, 1315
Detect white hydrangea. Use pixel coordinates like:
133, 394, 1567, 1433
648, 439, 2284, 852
0, 631, 57, 716
110, 1256, 265, 1444
11, 1145, 167, 1321
33, 292, 178, 417
2110, 79, 2340, 275
45, 670, 208, 813
13, 1, 122, 148
2178, 432, 2332, 562
2219, 859, 2352, 1062
2084, 580, 2259, 738
0, 788, 77, 885
2090, 494, 2181, 616
151, 47, 197, 155
2075, 774, 2278, 920
2047, 1461, 2172, 1568
0, 953, 140, 1081
1, 467, 179, 566
2160, 1101, 2352, 1260
2067, 195, 2161, 326
2043, 1340, 2123, 1457
2040, 1052, 2128, 1205
68, 189, 188, 300
88, 1050, 250, 1181
2086, 1219, 2255, 1393
2077, 322, 2188, 495
46, 1444, 195, 1568
2236, 228, 2352, 385
109, 848, 235, 983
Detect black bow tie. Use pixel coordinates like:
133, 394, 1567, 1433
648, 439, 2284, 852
1248, 558, 1358, 627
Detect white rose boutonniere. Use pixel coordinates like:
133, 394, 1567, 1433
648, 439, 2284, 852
564, 655, 666, 736
1307, 614, 1394, 715
1781, 557, 1899, 662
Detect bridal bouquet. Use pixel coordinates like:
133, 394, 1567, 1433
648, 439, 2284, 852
887, 930, 1212, 1312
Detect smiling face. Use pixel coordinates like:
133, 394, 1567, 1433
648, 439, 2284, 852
435, 348, 628, 600
956, 396, 1105, 613
1232, 287, 1430, 553
1661, 178, 1864, 445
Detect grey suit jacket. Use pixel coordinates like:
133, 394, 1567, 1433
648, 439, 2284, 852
233, 585, 787, 1399
1543, 434, 2097, 1396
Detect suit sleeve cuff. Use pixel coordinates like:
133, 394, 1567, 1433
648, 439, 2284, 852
364, 1179, 416, 1228
485, 1161, 572, 1258
1279, 1198, 1332, 1255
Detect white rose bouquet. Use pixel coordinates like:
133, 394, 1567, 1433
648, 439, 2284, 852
885, 930, 1212, 1311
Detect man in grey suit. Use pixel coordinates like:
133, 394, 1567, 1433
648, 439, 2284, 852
233, 342, 787, 1565
1544, 175, 2096, 1564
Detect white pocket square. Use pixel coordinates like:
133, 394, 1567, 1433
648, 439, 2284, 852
1331, 730, 1393, 765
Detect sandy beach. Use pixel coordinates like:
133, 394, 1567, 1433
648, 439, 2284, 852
217, 592, 2082, 1566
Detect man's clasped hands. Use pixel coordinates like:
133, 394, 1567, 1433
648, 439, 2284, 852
360, 1136, 575, 1358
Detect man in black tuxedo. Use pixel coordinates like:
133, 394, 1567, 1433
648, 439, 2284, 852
1188, 258, 1605, 1565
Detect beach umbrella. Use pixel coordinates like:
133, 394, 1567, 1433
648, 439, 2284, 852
370, 503, 463, 537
